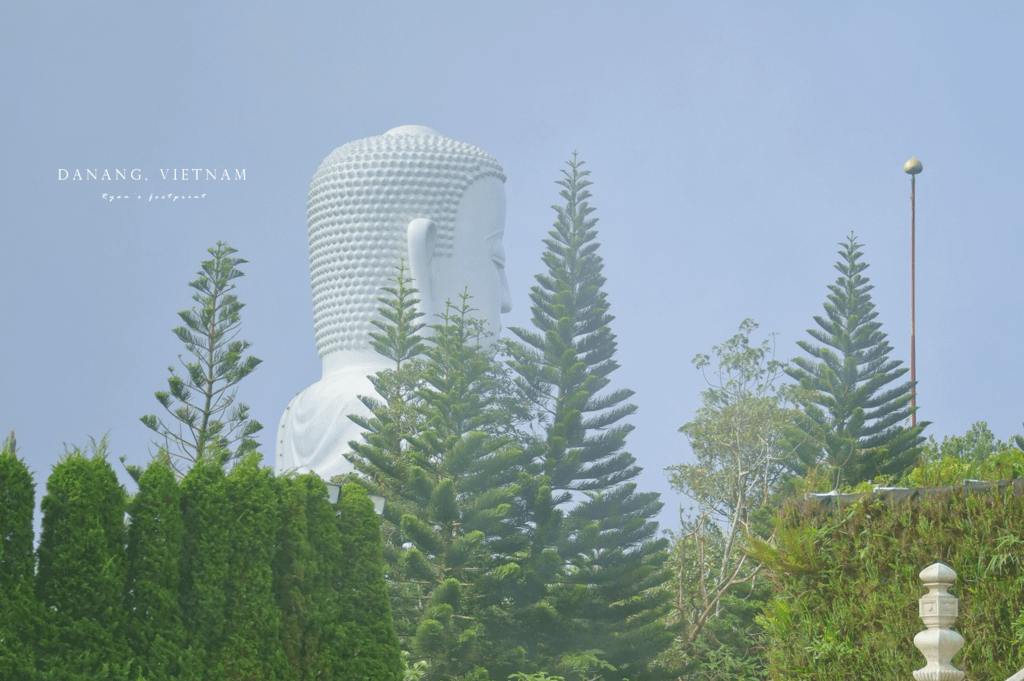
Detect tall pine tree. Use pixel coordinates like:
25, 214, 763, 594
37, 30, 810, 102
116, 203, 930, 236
274, 473, 344, 680
35, 436, 132, 680
0, 432, 42, 680
142, 242, 263, 475
178, 450, 232, 677
124, 452, 194, 681
346, 263, 433, 652
508, 154, 671, 681
208, 452, 289, 680
334, 483, 404, 681
348, 260, 430, 515
348, 286, 535, 681
785, 232, 928, 488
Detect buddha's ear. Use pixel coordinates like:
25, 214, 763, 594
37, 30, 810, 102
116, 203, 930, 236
407, 218, 437, 317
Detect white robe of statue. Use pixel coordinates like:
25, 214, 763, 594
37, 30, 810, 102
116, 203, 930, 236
276, 126, 512, 481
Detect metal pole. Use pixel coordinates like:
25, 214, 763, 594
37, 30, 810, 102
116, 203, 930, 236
904, 157, 923, 427
911, 172, 916, 426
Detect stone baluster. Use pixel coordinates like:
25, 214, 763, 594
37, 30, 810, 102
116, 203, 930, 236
913, 562, 965, 681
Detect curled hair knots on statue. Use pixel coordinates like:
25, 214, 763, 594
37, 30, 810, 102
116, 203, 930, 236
306, 130, 506, 356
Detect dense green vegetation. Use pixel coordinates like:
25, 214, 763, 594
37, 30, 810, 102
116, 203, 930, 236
35, 437, 132, 679
3, 167, 1022, 681
141, 241, 263, 475
123, 451, 192, 680
750, 462, 1024, 680
661, 320, 792, 681
350, 292, 535, 680
347, 156, 671, 681
0, 433, 42, 679
507, 154, 671, 681
1, 434, 400, 681
785, 233, 927, 489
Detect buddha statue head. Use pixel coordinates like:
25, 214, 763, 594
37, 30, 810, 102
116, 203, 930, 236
307, 124, 511, 358
277, 126, 511, 480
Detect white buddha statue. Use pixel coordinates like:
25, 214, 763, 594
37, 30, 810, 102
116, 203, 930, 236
276, 125, 512, 481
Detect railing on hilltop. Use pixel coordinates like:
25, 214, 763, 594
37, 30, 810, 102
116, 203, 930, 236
913, 562, 1024, 681
804, 478, 1024, 511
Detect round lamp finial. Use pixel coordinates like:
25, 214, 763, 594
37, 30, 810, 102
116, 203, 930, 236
904, 157, 923, 175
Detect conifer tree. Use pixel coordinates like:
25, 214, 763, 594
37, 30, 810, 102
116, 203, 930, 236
334, 483, 403, 681
178, 451, 232, 675
208, 452, 289, 680
275, 473, 333, 680
348, 260, 429, 512
275, 475, 404, 681
508, 154, 671, 681
345, 263, 431, 648
274, 475, 311, 676
368, 258, 428, 369
35, 436, 132, 680
785, 233, 928, 488
142, 242, 263, 475
124, 452, 193, 681
0, 432, 42, 680
404, 298, 532, 680
348, 291, 534, 681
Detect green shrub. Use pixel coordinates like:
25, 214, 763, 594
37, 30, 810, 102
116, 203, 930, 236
753, 481, 1024, 680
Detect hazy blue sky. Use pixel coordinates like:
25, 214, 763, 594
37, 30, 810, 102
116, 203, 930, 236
2, 1, 1022, 533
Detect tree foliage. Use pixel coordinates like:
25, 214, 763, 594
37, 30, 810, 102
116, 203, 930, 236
369, 258, 428, 368
785, 233, 927, 488
274, 473, 339, 680
347, 262, 431, 514
897, 422, 1024, 488
916, 420, 1015, 465
208, 452, 290, 679
671, 319, 793, 527
663, 320, 792, 681
335, 483, 404, 681
0, 431, 42, 680
659, 522, 771, 681
272, 474, 404, 680
508, 154, 639, 496
509, 154, 671, 681
35, 436, 131, 680
348, 293, 534, 681
124, 451, 193, 681
142, 241, 263, 475
178, 450, 232, 675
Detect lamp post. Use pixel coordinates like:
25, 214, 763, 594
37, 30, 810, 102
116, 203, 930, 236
904, 157, 923, 427
325, 481, 386, 516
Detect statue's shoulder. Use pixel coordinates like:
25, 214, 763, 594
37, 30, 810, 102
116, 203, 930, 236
276, 367, 382, 476
281, 367, 382, 421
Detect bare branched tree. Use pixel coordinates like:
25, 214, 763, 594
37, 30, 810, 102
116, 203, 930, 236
665, 319, 796, 673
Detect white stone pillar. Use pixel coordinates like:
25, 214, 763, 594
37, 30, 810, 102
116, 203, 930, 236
913, 562, 965, 681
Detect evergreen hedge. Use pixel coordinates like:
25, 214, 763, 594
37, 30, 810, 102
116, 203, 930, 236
754, 482, 1024, 680
275, 473, 343, 680
0, 439, 401, 681
35, 439, 132, 680
178, 451, 232, 676
210, 453, 290, 679
124, 453, 191, 680
0, 435, 41, 679
335, 483, 403, 681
